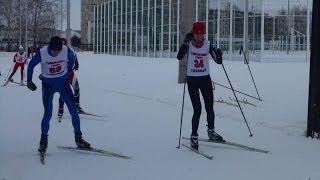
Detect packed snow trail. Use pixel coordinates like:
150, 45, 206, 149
0, 52, 318, 180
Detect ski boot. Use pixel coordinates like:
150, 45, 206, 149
207, 129, 224, 142
190, 136, 199, 150
75, 134, 91, 149
38, 136, 48, 154
76, 104, 84, 114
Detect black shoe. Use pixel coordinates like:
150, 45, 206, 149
38, 136, 48, 153
207, 129, 224, 142
190, 136, 199, 150
75, 134, 91, 149
76, 104, 84, 113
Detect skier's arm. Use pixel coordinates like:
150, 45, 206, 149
13, 54, 16, 62
27, 51, 41, 83
177, 43, 188, 60
177, 32, 193, 60
73, 54, 79, 71
26, 51, 40, 91
209, 43, 223, 64
67, 47, 76, 73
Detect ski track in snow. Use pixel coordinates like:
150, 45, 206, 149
0, 52, 319, 180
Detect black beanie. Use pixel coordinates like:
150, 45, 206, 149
49, 36, 63, 50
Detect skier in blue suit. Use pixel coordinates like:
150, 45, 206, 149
27, 36, 91, 153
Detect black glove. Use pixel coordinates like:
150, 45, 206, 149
73, 65, 79, 71
183, 32, 193, 43
73, 58, 79, 71
27, 81, 37, 91
214, 48, 223, 64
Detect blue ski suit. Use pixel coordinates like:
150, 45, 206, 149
27, 46, 82, 138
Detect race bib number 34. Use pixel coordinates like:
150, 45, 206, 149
194, 56, 204, 68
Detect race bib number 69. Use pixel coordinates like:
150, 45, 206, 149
49, 64, 62, 74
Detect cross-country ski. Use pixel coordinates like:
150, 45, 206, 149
182, 143, 214, 160
57, 146, 131, 159
182, 137, 269, 154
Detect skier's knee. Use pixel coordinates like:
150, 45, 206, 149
193, 108, 201, 118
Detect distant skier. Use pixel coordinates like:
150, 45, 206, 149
3, 46, 28, 86
27, 36, 91, 154
58, 38, 83, 119
177, 21, 223, 150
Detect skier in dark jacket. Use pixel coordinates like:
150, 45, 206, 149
177, 21, 224, 150
57, 38, 83, 120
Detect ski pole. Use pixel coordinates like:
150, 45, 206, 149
177, 77, 187, 149
240, 46, 262, 101
177, 40, 191, 149
221, 63, 253, 137
212, 81, 261, 101
4, 62, 14, 82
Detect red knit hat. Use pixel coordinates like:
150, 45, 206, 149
192, 21, 206, 35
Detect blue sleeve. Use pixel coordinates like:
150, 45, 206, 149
27, 51, 41, 82
67, 47, 75, 73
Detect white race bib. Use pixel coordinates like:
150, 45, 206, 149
15, 52, 27, 63
187, 40, 210, 77
40, 45, 69, 78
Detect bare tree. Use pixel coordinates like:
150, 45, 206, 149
0, 0, 20, 51
0, 0, 64, 50
29, 0, 61, 46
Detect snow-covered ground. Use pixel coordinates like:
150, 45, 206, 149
0, 52, 319, 180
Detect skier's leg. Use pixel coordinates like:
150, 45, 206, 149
20, 64, 24, 82
59, 81, 81, 134
60, 81, 90, 148
5, 64, 19, 85
73, 79, 80, 107
58, 96, 64, 117
59, 96, 64, 108
41, 82, 55, 138
187, 77, 202, 137
200, 76, 223, 141
199, 76, 215, 130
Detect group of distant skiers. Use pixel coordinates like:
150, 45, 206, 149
2, 21, 224, 154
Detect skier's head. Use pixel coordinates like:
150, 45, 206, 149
192, 21, 205, 42
61, 38, 67, 45
49, 36, 63, 56
18, 45, 24, 54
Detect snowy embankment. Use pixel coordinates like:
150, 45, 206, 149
0, 52, 318, 180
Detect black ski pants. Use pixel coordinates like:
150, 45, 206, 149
187, 75, 215, 136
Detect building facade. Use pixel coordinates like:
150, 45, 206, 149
91, 0, 312, 61
81, 0, 106, 49
93, 0, 180, 58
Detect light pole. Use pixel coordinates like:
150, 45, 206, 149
25, 0, 28, 49
67, 0, 71, 43
19, 0, 22, 46
61, 0, 63, 33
